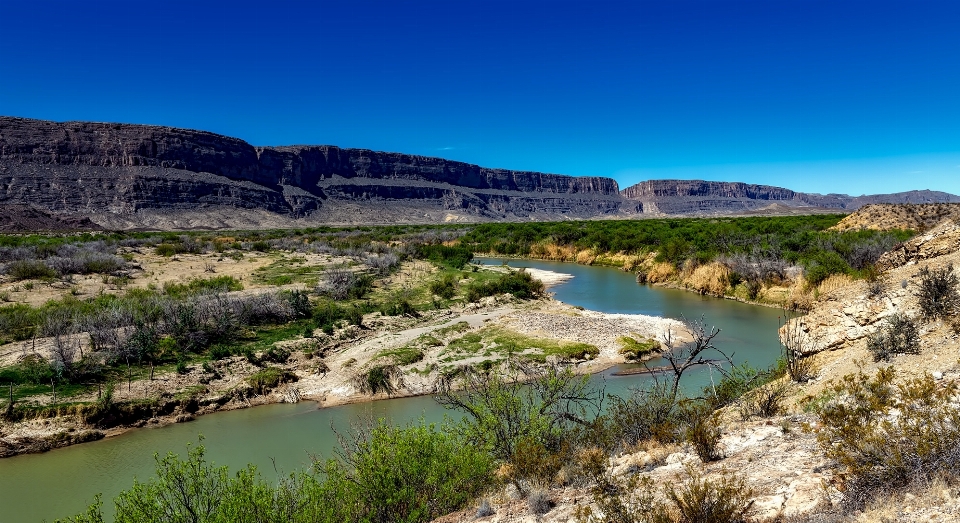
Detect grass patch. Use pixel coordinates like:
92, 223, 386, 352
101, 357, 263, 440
377, 347, 426, 366
246, 367, 297, 394
445, 327, 597, 361
617, 336, 661, 361
253, 256, 325, 286
434, 321, 471, 337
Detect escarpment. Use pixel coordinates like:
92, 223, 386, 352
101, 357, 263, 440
0, 117, 624, 229
3, 116, 958, 230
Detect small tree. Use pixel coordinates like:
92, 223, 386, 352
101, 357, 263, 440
434, 360, 604, 462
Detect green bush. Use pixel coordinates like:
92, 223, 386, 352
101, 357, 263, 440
417, 244, 473, 269
154, 243, 178, 257
815, 367, 960, 509
465, 270, 545, 302
163, 276, 243, 297
316, 421, 496, 523
429, 274, 458, 299
6, 259, 56, 280
247, 367, 297, 394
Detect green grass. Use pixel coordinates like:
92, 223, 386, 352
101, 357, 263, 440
253, 255, 325, 286
376, 347, 426, 366
617, 336, 661, 361
443, 327, 598, 361
434, 321, 472, 337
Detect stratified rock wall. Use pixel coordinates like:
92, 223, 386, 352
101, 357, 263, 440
0, 117, 623, 227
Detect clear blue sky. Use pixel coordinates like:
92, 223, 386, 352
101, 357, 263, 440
2, 0, 959, 195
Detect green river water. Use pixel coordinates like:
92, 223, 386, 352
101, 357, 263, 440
0, 258, 787, 522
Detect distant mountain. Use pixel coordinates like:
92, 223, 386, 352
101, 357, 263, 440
1, 116, 957, 230
619, 180, 960, 215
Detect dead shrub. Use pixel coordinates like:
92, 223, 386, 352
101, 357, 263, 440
646, 262, 678, 283
687, 262, 730, 296
916, 263, 960, 321
866, 313, 920, 362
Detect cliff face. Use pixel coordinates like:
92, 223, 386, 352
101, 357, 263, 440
3, 116, 958, 230
0, 117, 624, 228
620, 180, 960, 215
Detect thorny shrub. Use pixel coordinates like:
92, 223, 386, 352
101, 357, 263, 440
916, 263, 960, 321
814, 367, 960, 509
575, 464, 754, 523
865, 313, 921, 362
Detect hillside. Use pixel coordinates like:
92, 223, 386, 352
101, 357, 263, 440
831, 202, 960, 232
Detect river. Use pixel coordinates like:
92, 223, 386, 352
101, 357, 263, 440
0, 258, 787, 522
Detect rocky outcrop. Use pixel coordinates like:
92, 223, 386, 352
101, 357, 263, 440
875, 218, 960, 272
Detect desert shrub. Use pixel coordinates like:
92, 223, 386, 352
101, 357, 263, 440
585, 381, 681, 452
804, 251, 849, 288
282, 290, 312, 319
916, 263, 960, 321
815, 367, 960, 509
664, 466, 754, 523
416, 244, 473, 269
365, 252, 401, 275
737, 379, 789, 419
465, 270, 545, 302
703, 362, 775, 410
379, 299, 418, 317
866, 313, 920, 362
318, 420, 496, 523
508, 437, 575, 492
5, 259, 56, 280
682, 404, 722, 462
528, 489, 552, 515
260, 346, 291, 364
154, 243, 178, 257
436, 362, 603, 462
0, 303, 38, 341
355, 365, 404, 396
575, 465, 753, 523
429, 273, 458, 299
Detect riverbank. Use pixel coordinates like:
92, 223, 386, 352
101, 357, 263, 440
0, 268, 685, 459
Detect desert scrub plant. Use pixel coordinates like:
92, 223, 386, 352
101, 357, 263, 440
5, 259, 57, 280
428, 273, 458, 299
916, 263, 960, 321
575, 464, 754, 523
682, 404, 723, 462
436, 361, 603, 462
355, 364, 404, 396
866, 313, 920, 362
814, 367, 960, 509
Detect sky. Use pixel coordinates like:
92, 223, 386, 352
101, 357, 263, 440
2, 0, 959, 195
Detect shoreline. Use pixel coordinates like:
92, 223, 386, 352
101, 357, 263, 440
0, 287, 684, 459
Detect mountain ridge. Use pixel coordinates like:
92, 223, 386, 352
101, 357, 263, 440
1, 116, 958, 230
